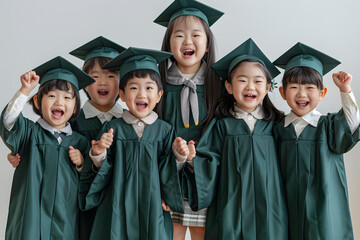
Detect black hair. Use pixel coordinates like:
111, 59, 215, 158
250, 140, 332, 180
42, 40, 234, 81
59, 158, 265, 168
29, 79, 81, 121
82, 57, 120, 100
215, 60, 284, 123
120, 69, 163, 92
157, 15, 221, 126
282, 66, 323, 90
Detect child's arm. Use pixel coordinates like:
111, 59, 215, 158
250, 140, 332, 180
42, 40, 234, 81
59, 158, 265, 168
89, 128, 113, 168
3, 71, 39, 131
333, 71, 360, 133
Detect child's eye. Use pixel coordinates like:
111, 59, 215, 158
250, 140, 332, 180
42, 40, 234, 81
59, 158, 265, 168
147, 86, 153, 90
48, 94, 55, 98
193, 34, 200, 37
130, 87, 137, 90
91, 75, 99, 79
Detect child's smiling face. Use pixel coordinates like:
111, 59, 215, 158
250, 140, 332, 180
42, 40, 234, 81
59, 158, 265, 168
119, 76, 163, 119
34, 88, 76, 130
84, 61, 120, 112
169, 16, 208, 74
226, 61, 270, 113
279, 83, 327, 117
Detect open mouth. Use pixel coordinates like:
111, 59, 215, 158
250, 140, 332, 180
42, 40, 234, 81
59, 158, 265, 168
182, 49, 195, 56
244, 94, 257, 100
296, 101, 309, 108
136, 102, 148, 110
52, 109, 64, 118
98, 90, 109, 96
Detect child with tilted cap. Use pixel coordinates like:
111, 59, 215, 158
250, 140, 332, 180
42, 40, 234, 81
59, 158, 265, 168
0, 56, 94, 239
79, 47, 184, 240
273, 42, 360, 240
6, 36, 126, 240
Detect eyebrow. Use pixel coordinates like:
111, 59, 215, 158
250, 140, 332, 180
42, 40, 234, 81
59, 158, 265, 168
235, 75, 265, 79
173, 29, 203, 34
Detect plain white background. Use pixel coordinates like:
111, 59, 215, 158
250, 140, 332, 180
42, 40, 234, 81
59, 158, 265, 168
0, 0, 359, 239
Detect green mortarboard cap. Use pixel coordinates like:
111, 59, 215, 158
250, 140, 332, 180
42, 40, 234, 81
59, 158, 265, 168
273, 42, 341, 77
212, 38, 280, 80
102, 47, 173, 80
69, 36, 126, 62
33, 56, 95, 90
154, 0, 224, 27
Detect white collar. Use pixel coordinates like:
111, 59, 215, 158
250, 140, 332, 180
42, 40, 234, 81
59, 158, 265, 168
83, 100, 123, 119
232, 105, 265, 120
284, 109, 322, 127
37, 118, 72, 135
122, 110, 158, 125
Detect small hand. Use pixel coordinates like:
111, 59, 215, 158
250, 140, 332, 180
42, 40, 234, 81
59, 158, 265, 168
162, 199, 172, 212
19, 71, 40, 95
8, 153, 21, 168
91, 128, 114, 156
172, 137, 189, 161
69, 146, 84, 167
187, 140, 196, 161
333, 71, 352, 93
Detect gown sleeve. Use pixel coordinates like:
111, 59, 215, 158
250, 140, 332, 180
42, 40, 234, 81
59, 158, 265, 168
327, 109, 360, 154
158, 127, 184, 213
0, 107, 33, 155
183, 118, 223, 211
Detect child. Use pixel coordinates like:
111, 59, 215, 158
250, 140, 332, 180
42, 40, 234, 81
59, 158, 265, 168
79, 47, 184, 240
70, 36, 126, 240
154, 0, 223, 238
0, 56, 94, 239
6, 36, 127, 240
273, 42, 360, 240
174, 38, 288, 239
69, 36, 126, 140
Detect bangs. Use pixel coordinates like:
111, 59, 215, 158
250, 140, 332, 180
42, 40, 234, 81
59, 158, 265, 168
283, 67, 323, 90
42, 79, 75, 95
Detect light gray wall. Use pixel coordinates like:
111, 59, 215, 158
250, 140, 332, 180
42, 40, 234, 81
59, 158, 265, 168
0, 0, 359, 238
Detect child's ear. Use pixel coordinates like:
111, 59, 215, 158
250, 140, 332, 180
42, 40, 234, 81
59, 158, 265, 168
33, 95, 40, 110
279, 86, 286, 100
319, 87, 327, 101
156, 90, 164, 103
119, 89, 125, 102
224, 80, 233, 94
266, 83, 271, 93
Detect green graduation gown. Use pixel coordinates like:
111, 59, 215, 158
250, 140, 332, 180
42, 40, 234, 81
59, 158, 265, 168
71, 109, 104, 141
71, 108, 119, 240
184, 117, 288, 240
0, 112, 90, 240
273, 110, 359, 240
162, 84, 207, 142
79, 117, 184, 240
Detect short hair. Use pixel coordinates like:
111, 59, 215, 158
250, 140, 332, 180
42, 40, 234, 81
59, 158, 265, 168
282, 67, 323, 90
82, 57, 120, 100
29, 79, 81, 121
120, 69, 163, 92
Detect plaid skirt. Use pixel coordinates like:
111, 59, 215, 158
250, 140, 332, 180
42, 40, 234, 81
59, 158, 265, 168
171, 200, 207, 227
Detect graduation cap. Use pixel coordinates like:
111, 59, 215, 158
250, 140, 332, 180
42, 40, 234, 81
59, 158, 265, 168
154, 0, 224, 27
102, 47, 173, 80
212, 38, 280, 80
69, 36, 126, 62
273, 42, 341, 77
33, 56, 95, 90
